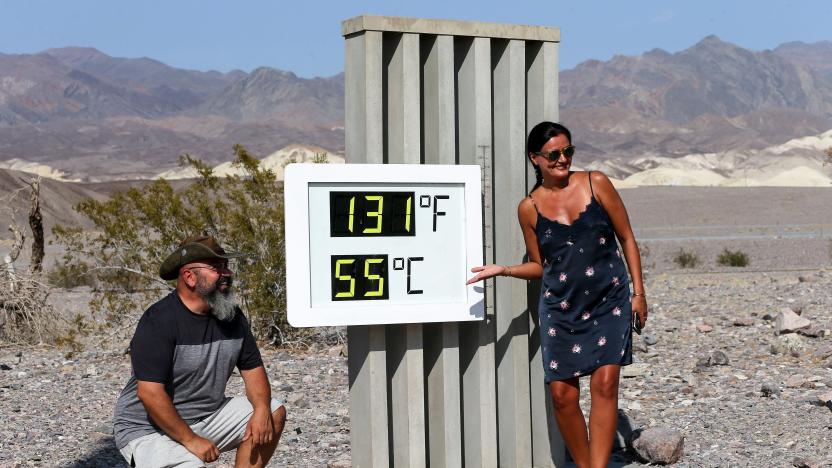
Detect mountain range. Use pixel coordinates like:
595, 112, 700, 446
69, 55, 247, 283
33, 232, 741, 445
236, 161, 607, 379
0, 37, 831, 181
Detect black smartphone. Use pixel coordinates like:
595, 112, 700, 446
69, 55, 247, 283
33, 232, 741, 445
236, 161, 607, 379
633, 312, 642, 335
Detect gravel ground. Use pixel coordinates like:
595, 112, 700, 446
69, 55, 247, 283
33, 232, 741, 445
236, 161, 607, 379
1, 268, 830, 467
1, 186, 830, 466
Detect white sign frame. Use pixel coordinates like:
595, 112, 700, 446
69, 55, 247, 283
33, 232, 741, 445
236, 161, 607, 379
284, 163, 484, 327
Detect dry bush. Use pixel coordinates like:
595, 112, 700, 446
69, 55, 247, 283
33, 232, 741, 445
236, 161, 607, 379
717, 248, 750, 267
673, 248, 701, 268
0, 271, 57, 344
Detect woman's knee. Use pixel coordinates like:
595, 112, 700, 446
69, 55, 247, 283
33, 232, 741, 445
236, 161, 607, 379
549, 382, 580, 411
590, 372, 619, 400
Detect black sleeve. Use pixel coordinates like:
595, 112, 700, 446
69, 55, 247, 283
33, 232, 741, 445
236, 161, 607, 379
236, 313, 263, 371
130, 309, 175, 383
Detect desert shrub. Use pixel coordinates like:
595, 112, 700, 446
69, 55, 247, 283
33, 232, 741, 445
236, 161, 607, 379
47, 262, 98, 289
0, 271, 57, 344
52, 145, 303, 346
717, 248, 749, 267
673, 248, 700, 268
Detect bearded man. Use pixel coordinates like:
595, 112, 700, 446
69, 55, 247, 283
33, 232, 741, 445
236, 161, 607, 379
113, 235, 285, 467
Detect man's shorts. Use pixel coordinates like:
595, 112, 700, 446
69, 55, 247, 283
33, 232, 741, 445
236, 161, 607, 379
119, 396, 284, 468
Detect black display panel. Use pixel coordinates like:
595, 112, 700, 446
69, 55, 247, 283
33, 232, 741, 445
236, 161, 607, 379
330, 192, 415, 237
330, 255, 389, 301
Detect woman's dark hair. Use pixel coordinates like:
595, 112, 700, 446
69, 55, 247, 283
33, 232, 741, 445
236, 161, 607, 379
527, 121, 572, 192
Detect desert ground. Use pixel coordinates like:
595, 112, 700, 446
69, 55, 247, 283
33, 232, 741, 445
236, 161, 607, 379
0, 186, 830, 467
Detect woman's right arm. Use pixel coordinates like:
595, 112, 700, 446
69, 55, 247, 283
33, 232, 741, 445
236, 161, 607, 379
466, 197, 543, 284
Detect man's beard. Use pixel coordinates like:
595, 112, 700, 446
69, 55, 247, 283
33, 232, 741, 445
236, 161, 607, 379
195, 274, 238, 322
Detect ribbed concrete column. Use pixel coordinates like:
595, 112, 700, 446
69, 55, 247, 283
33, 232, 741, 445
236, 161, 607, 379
422, 34, 463, 468
343, 15, 561, 468
344, 29, 389, 468
456, 35, 499, 468
525, 39, 564, 468
492, 38, 533, 467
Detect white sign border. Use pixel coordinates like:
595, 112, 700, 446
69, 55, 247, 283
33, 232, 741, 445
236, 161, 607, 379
284, 163, 484, 327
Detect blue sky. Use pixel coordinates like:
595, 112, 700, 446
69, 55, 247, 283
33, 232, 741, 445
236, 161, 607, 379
3, 0, 830, 78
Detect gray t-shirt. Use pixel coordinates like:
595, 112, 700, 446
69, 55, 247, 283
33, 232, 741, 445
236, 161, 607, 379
112, 292, 263, 449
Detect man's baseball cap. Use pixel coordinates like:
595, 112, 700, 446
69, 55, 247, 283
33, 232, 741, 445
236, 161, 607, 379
159, 235, 245, 280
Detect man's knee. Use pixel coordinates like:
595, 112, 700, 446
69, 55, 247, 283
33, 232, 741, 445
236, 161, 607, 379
272, 405, 286, 433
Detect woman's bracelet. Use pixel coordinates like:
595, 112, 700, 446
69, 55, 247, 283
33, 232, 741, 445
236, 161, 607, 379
632, 292, 646, 297
503, 265, 513, 277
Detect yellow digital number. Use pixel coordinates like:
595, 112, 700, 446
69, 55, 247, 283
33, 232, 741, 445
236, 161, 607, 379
348, 196, 355, 232
334, 258, 355, 298
364, 257, 384, 297
405, 195, 412, 232
364, 195, 383, 233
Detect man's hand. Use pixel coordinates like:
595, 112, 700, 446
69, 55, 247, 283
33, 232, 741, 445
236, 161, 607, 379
182, 434, 220, 462
242, 407, 274, 447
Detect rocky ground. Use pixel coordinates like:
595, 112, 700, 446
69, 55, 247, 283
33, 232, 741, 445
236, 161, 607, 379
1, 268, 830, 467
1, 186, 830, 466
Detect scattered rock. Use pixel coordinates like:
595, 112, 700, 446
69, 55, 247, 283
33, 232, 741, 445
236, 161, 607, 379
287, 392, 308, 408
0, 363, 12, 370
83, 365, 97, 378
696, 350, 729, 368
786, 375, 805, 388
328, 454, 352, 468
327, 345, 345, 358
775, 308, 812, 334
770, 334, 804, 356
793, 457, 821, 468
276, 352, 292, 362
696, 324, 713, 333
733, 318, 754, 327
797, 276, 817, 283
627, 427, 685, 465
817, 391, 832, 410
642, 333, 658, 346
797, 326, 825, 338
762, 314, 774, 321
760, 383, 781, 397
622, 363, 650, 378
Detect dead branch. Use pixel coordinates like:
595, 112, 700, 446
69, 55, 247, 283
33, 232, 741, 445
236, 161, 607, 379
83, 265, 173, 289
23, 177, 44, 273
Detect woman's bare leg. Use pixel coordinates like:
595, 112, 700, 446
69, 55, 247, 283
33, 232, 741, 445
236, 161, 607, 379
550, 378, 590, 467
588, 365, 620, 468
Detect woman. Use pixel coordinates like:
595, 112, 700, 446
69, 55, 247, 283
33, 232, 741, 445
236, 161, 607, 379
467, 121, 647, 468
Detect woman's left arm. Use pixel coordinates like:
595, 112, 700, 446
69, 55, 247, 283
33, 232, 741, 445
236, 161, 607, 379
591, 171, 648, 328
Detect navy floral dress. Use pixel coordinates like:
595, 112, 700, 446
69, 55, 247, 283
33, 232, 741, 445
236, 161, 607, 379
533, 173, 633, 382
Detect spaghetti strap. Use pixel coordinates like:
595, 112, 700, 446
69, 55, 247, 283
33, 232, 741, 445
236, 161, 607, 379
527, 194, 541, 214
588, 171, 596, 200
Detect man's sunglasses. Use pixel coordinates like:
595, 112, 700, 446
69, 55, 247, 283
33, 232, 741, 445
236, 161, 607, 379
533, 145, 575, 161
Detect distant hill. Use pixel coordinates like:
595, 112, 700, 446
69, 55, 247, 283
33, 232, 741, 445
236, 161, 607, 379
1, 38, 831, 180
774, 40, 832, 79
200, 68, 344, 128
561, 36, 832, 160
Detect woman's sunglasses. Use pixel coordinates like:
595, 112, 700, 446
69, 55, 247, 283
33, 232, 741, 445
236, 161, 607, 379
533, 145, 575, 161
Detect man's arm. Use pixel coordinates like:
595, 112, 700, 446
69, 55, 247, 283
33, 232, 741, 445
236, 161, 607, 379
136, 380, 220, 462
240, 365, 274, 447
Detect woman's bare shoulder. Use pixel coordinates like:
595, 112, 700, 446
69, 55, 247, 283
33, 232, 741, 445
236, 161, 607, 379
517, 196, 537, 221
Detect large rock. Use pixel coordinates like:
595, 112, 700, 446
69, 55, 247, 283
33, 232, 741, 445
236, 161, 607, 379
627, 427, 685, 464
775, 308, 812, 334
